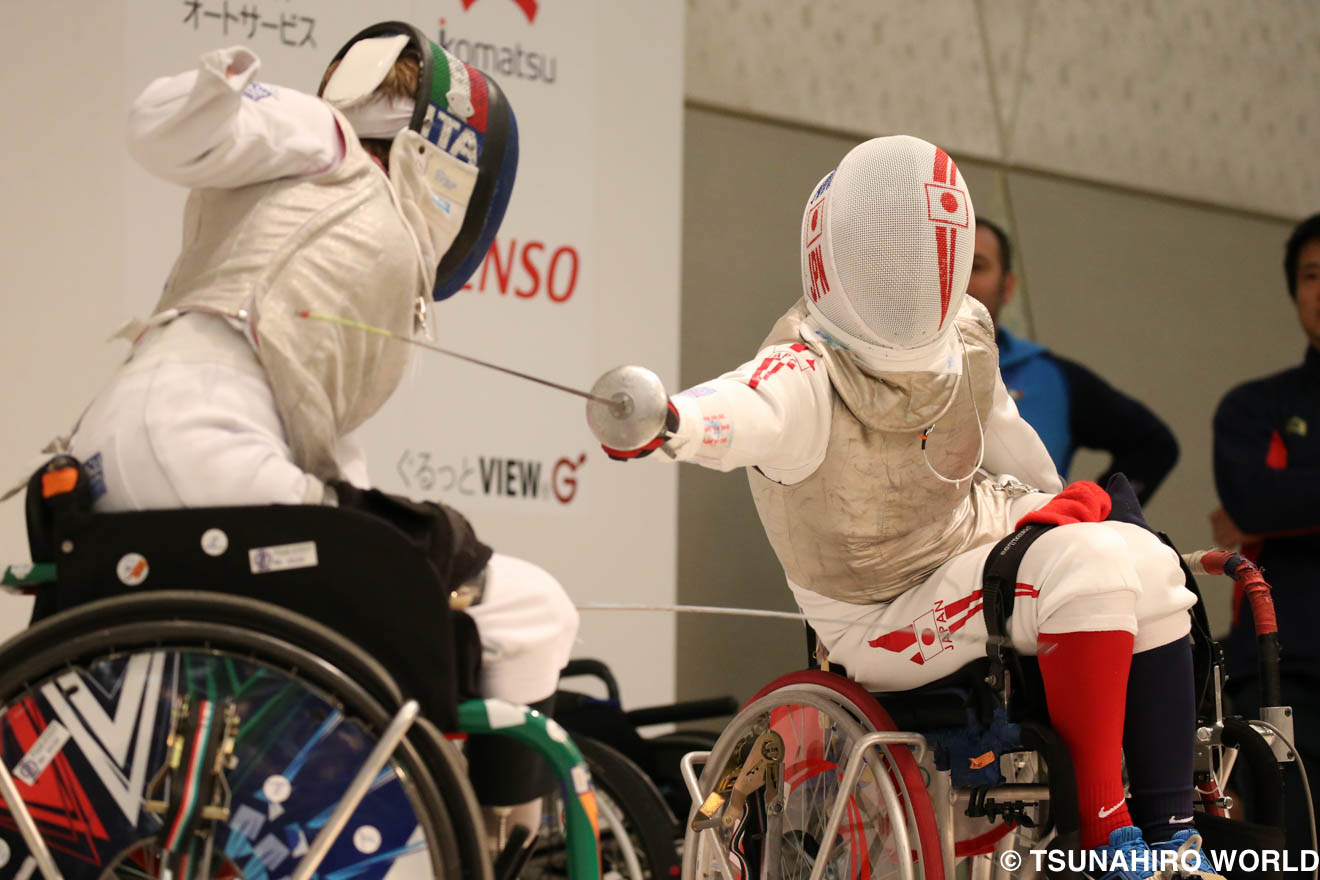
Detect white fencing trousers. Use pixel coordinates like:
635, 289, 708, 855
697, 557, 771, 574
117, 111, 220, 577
791, 493, 1197, 693
467, 552, 580, 705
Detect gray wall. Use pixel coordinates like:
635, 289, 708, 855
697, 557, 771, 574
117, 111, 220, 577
687, 0, 1320, 219
676, 105, 1301, 708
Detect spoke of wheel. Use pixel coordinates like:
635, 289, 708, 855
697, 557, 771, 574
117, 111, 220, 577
596, 790, 644, 880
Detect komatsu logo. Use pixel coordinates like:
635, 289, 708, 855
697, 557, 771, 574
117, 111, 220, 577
438, 23, 558, 85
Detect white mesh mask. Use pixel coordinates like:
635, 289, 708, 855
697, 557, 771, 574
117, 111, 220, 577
801, 136, 975, 372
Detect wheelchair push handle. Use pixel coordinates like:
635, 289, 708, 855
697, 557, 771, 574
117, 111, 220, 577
561, 658, 623, 702
560, 658, 737, 723
1183, 550, 1279, 637
1183, 549, 1283, 707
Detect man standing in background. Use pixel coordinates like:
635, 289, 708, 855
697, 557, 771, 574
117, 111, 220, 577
1212, 212, 1320, 858
968, 219, 1180, 504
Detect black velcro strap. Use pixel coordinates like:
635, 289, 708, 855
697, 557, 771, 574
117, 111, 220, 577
981, 524, 1053, 683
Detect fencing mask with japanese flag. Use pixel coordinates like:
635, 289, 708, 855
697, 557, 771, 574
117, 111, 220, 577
801, 135, 974, 372
321, 21, 518, 301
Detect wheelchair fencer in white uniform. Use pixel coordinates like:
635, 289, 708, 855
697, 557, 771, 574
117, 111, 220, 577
593, 137, 1238, 880
30, 22, 577, 862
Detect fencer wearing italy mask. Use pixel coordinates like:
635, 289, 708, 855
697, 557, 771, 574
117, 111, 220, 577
62, 21, 575, 857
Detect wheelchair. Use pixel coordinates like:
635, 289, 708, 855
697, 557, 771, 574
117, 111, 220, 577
0, 458, 601, 880
678, 524, 1301, 880
555, 657, 739, 825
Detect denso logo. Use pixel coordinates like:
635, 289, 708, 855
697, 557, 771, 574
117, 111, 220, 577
462, 236, 581, 303
397, 449, 587, 504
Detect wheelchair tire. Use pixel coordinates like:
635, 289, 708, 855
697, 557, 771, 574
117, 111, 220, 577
522, 734, 679, 880
682, 672, 944, 880
760, 671, 1048, 862
0, 591, 492, 880
748, 671, 945, 876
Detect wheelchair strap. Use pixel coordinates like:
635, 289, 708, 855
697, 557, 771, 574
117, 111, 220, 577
980, 524, 1053, 690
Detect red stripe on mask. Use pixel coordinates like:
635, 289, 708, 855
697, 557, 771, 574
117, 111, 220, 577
936, 226, 953, 325
464, 63, 490, 133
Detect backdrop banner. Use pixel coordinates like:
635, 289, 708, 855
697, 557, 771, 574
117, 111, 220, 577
3, 1, 683, 708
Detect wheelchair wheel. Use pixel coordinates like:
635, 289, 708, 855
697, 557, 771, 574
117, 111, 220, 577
521, 735, 679, 879
682, 671, 944, 880
0, 591, 491, 880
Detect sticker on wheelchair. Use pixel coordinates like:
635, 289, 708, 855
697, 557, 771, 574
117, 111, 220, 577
0, 650, 431, 880
11, 719, 70, 785
248, 541, 319, 574
116, 553, 149, 586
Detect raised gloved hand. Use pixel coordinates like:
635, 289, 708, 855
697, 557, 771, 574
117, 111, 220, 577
601, 400, 679, 461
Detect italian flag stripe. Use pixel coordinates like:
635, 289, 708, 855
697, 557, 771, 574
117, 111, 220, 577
464, 63, 489, 133
428, 41, 451, 111
165, 700, 214, 852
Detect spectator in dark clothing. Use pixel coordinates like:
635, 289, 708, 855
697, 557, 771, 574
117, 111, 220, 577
968, 220, 1180, 503
1212, 212, 1320, 857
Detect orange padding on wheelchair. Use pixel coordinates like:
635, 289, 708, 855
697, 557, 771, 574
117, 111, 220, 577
41, 467, 79, 498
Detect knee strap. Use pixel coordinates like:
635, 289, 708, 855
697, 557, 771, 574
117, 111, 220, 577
466, 694, 558, 806
981, 524, 1053, 707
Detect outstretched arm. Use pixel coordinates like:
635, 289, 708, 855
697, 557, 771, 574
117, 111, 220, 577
640, 344, 834, 484
127, 46, 342, 189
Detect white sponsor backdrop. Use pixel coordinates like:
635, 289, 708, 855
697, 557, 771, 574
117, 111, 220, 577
0, 1, 683, 709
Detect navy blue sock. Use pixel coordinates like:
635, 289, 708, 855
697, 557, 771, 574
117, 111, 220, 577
1122, 636, 1196, 844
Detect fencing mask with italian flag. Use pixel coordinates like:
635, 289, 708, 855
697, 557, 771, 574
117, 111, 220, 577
321, 21, 518, 301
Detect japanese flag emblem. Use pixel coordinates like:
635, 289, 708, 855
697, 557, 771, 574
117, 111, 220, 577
912, 610, 950, 662
924, 183, 969, 228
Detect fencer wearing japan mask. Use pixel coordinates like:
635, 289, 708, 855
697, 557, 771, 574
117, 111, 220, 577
604, 136, 1215, 878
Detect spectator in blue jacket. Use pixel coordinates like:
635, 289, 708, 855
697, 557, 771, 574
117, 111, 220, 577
968, 219, 1179, 504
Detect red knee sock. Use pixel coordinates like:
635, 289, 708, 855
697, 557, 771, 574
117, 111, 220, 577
1036, 630, 1135, 849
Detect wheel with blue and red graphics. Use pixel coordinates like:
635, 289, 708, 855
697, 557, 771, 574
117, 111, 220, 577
681, 671, 943, 880
0, 592, 491, 880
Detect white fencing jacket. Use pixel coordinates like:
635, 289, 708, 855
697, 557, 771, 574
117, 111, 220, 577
665, 298, 1065, 603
